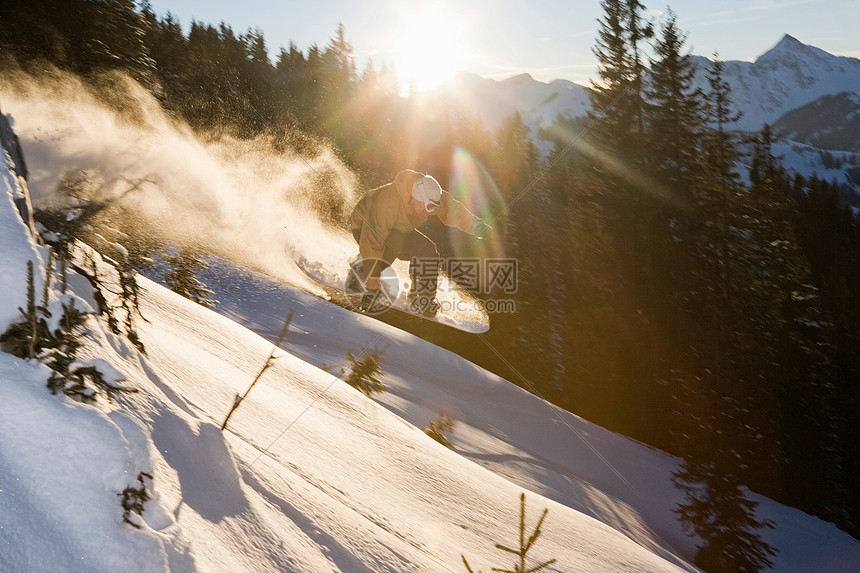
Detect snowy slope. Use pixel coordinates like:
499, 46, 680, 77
3, 114, 860, 572
772, 91, 860, 151
0, 146, 696, 571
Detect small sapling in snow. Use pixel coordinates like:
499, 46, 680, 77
341, 347, 386, 396
423, 414, 455, 449
462, 493, 557, 573
120, 472, 153, 529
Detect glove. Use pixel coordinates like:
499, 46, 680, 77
473, 220, 493, 240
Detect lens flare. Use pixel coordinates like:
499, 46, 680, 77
449, 147, 505, 258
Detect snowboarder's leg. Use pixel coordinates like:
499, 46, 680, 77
347, 228, 396, 293
349, 227, 441, 316
401, 230, 441, 316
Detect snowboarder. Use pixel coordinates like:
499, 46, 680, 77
349, 169, 491, 316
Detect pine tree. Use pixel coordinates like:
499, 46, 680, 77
675, 438, 777, 573
162, 247, 217, 308
673, 367, 777, 573
744, 127, 843, 517
590, 0, 652, 150
645, 9, 703, 184
240, 28, 276, 133
587, 0, 657, 307
341, 348, 385, 396
142, 8, 188, 110
590, 0, 635, 147
625, 0, 653, 134
462, 493, 556, 573
687, 54, 745, 375
0, 0, 155, 84
491, 112, 538, 198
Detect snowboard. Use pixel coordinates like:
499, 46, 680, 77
296, 256, 490, 334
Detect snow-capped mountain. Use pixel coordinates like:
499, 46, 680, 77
444, 34, 860, 194
772, 91, 860, 151
439, 71, 591, 136
449, 34, 860, 142
707, 35, 860, 135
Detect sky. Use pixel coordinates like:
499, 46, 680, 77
149, 0, 860, 87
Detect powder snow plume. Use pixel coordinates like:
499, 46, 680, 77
0, 67, 359, 285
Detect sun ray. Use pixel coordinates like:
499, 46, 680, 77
449, 147, 506, 259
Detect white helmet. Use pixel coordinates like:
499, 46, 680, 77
411, 175, 443, 212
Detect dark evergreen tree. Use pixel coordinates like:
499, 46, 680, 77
341, 348, 385, 396
590, 0, 635, 149
625, 0, 653, 134
645, 8, 703, 186
0, 0, 72, 67
0, 0, 155, 85
218, 27, 277, 135
491, 112, 538, 198
674, 423, 778, 573
744, 127, 843, 517
141, 8, 188, 109
162, 247, 218, 308
590, 0, 652, 146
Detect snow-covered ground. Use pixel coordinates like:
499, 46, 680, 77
3, 105, 860, 571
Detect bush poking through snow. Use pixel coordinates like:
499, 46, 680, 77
0, 260, 52, 359
341, 347, 385, 396
43, 296, 89, 393
35, 177, 149, 354
42, 298, 137, 402
120, 472, 153, 529
423, 414, 455, 449
1, 260, 135, 402
462, 492, 557, 573
161, 246, 218, 308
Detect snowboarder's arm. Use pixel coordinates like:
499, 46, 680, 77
437, 191, 488, 236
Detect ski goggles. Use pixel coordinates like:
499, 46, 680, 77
413, 179, 442, 213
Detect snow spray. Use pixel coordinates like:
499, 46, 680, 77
0, 67, 358, 284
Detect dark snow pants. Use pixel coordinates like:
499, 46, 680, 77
352, 228, 441, 297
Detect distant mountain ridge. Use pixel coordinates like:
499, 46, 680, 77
695, 34, 860, 136
439, 34, 860, 195
443, 34, 859, 143
772, 91, 860, 152
440, 71, 591, 137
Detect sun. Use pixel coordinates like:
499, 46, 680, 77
394, 8, 465, 95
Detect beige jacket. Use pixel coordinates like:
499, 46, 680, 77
350, 169, 481, 265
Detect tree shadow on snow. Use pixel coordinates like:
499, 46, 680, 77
151, 408, 250, 523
